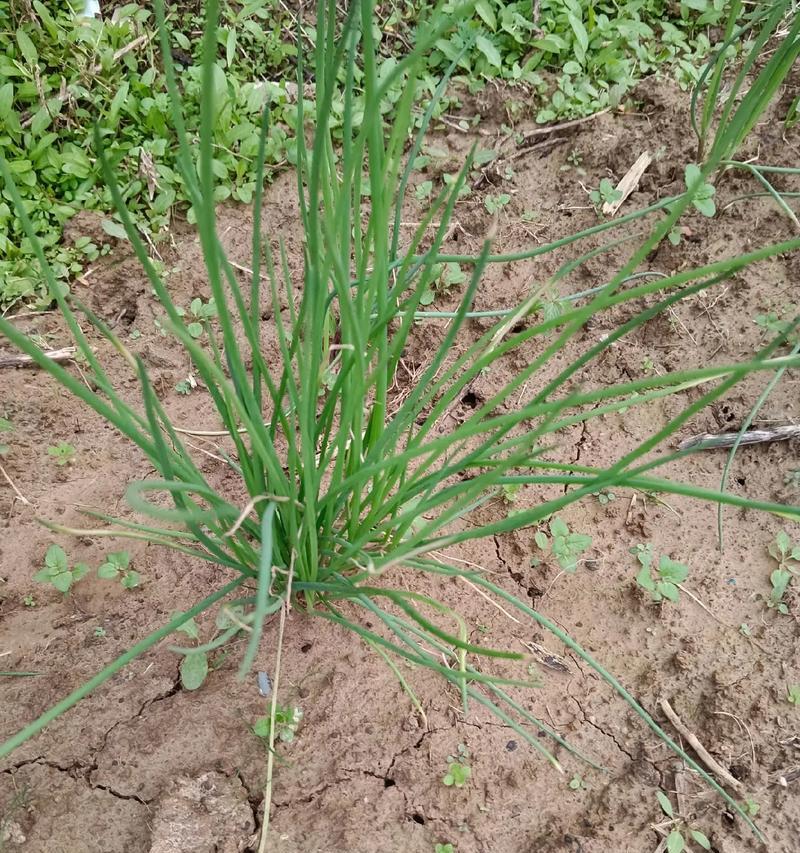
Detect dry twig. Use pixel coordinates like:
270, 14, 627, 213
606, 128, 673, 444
0, 347, 78, 369
660, 698, 745, 794
679, 423, 800, 451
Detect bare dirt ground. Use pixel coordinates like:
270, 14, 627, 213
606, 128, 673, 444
1, 76, 800, 852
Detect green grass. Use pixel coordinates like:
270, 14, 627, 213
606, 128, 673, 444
0, 0, 759, 308
1, 0, 800, 847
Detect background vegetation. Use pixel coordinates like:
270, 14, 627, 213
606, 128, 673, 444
1, 0, 748, 307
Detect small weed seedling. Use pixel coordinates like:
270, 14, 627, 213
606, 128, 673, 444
419, 262, 468, 306
684, 164, 716, 217
415, 180, 433, 201
768, 530, 800, 571
787, 684, 800, 707
174, 375, 197, 395
534, 517, 592, 572
47, 441, 75, 466
253, 705, 303, 744
764, 530, 799, 614
743, 798, 760, 818
23, 594, 36, 607
589, 178, 622, 211
177, 298, 217, 339
753, 309, 800, 343
170, 605, 253, 690
34, 544, 88, 593
442, 744, 471, 788
434, 845, 454, 853
97, 551, 140, 589
593, 490, 616, 506
568, 773, 585, 791
632, 543, 689, 604
484, 193, 511, 215
784, 468, 800, 493
0, 417, 11, 456
93, 626, 107, 639
656, 790, 711, 851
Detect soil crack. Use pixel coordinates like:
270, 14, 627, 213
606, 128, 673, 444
568, 692, 636, 764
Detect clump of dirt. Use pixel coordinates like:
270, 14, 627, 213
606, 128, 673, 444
2, 74, 800, 853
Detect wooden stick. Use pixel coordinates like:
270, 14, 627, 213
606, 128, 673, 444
0, 464, 30, 506
660, 698, 745, 793
679, 423, 800, 451
520, 108, 611, 142
603, 151, 652, 216
0, 346, 77, 369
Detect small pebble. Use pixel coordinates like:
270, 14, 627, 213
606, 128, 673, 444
257, 671, 271, 698
506, 740, 518, 752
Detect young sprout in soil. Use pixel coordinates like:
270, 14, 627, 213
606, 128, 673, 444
764, 531, 798, 614
169, 605, 250, 691
174, 376, 197, 395
47, 441, 76, 466
632, 544, 689, 604
252, 706, 303, 744
97, 551, 140, 589
589, 178, 622, 211
23, 594, 35, 608
787, 685, 800, 708
176, 297, 217, 339
442, 744, 471, 788
568, 773, 584, 791
0, 417, 11, 456
743, 798, 760, 818
434, 844, 454, 853
483, 192, 511, 214
33, 544, 88, 593
682, 164, 716, 217
534, 517, 592, 572
656, 790, 711, 851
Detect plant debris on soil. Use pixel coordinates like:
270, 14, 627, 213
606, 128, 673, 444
1, 76, 800, 853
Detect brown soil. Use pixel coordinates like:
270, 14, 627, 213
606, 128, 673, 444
2, 77, 800, 853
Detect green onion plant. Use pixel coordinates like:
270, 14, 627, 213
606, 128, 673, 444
1, 0, 799, 841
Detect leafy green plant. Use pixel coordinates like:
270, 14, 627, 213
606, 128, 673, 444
484, 192, 510, 214
33, 544, 88, 593
253, 705, 303, 744
419, 261, 468, 305
1, 2, 799, 845
500, 482, 522, 504
764, 530, 798, 614
589, 178, 621, 210
632, 543, 689, 603
47, 441, 76, 466
0, 1, 297, 307
568, 773, 584, 790
434, 844, 454, 853
174, 377, 195, 395
534, 517, 592, 572
97, 550, 140, 589
683, 164, 716, 217
787, 684, 800, 707
742, 797, 760, 817
442, 745, 471, 788
0, 417, 11, 456
656, 790, 711, 851
178, 297, 217, 338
